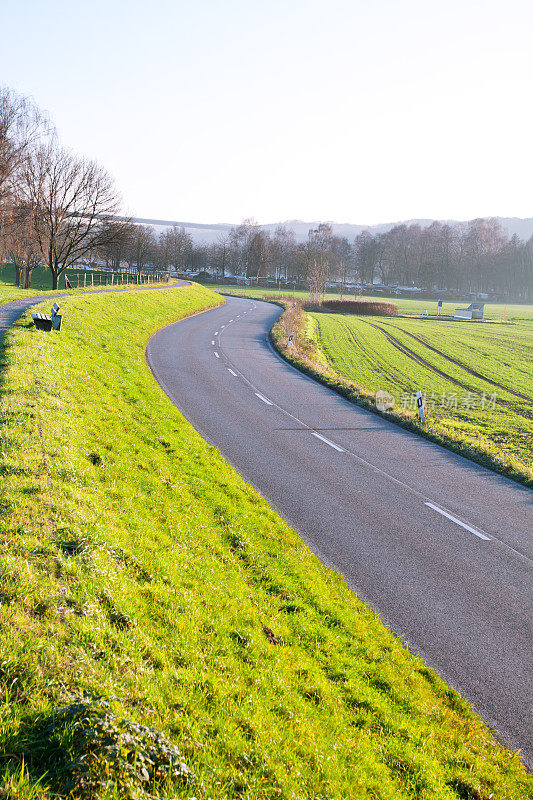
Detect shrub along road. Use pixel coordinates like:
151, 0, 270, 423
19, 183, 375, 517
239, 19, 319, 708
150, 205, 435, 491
147, 294, 533, 765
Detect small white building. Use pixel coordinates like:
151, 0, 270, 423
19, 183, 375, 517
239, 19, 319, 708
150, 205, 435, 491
454, 303, 485, 320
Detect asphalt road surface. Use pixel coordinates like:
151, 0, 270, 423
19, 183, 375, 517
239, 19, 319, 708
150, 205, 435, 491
147, 294, 533, 764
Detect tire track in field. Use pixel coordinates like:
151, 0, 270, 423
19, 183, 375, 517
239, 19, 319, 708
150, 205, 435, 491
376, 320, 532, 403
358, 319, 532, 421
332, 318, 413, 392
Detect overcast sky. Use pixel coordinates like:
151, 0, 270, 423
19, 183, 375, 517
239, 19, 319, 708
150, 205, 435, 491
2, 0, 532, 225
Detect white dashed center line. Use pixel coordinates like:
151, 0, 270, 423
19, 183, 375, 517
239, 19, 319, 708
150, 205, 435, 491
214, 352, 220, 358
227, 368, 237, 376
425, 502, 490, 540
214, 331, 219, 335
311, 432, 344, 452
255, 392, 273, 405
211, 340, 215, 345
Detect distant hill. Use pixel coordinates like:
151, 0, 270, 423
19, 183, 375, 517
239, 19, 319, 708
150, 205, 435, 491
125, 216, 533, 245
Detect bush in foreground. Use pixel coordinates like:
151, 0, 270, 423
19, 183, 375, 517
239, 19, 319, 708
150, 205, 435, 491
3, 696, 194, 798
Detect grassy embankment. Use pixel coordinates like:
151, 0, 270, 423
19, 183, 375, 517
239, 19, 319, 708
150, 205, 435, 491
0, 284, 531, 798
0, 263, 160, 305
270, 301, 533, 487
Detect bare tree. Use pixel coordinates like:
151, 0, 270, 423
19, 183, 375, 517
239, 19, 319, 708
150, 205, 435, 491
0, 87, 52, 202
3, 203, 41, 288
161, 225, 193, 272
127, 224, 156, 274
247, 229, 269, 278
97, 219, 135, 271
211, 232, 231, 280
18, 144, 121, 288
330, 236, 353, 295
229, 218, 268, 278
0, 87, 53, 274
270, 224, 296, 282
306, 223, 334, 302
354, 230, 380, 285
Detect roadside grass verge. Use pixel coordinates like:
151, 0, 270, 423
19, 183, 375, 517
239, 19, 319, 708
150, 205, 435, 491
0, 285, 530, 798
270, 302, 533, 487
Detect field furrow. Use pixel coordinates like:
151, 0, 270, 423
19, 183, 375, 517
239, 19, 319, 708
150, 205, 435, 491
377, 321, 532, 402
310, 311, 533, 479
361, 321, 532, 421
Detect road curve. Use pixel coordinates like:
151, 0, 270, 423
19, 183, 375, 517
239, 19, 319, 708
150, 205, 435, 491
146, 294, 533, 764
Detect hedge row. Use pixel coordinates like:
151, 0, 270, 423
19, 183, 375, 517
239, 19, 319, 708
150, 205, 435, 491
317, 299, 398, 315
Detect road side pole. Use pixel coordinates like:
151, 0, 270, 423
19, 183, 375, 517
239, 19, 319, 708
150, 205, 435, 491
416, 390, 426, 423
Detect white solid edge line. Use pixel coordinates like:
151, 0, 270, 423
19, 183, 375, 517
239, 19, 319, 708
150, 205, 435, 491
214, 352, 220, 358
227, 368, 237, 376
255, 392, 273, 405
425, 502, 490, 540
311, 432, 344, 452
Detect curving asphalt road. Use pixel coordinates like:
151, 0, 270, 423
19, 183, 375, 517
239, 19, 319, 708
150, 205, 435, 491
146, 294, 533, 764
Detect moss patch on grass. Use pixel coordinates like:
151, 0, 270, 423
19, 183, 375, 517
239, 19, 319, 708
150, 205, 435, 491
0, 284, 530, 798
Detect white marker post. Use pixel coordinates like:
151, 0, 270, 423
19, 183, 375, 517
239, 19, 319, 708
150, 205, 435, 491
416, 390, 425, 422
287, 331, 294, 346
437, 299, 442, 317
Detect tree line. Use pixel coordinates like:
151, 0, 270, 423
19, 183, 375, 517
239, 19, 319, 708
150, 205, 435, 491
205, 218, 532, 300
2, 86, 531, 299
102, 214, 532, 301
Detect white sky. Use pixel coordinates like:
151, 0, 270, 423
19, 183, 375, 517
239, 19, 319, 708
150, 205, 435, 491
1, 0, 532, 225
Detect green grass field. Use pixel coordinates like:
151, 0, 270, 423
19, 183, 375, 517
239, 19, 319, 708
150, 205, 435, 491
307, 312, 532, 481
211, 283, 533, 322
0, 284, 530, 799
0, 263, 153, 304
